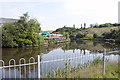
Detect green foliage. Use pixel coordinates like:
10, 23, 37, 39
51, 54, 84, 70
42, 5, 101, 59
91, 57, 103, 65
64, 59, 71, 78
48, 38, 59, 44
91, 23, 120, 28
53, 27, 81, 35
44, 57, 119, 78
69, 34, 76, 40
2, 12, 44, 47
101, 29, 120, 44
52, 27, 87, 40
65, 33, 69, 39
93, 33, 98, 38
76, 32, 85, 38
83, 23, 86, 29
104, 39, 116, 43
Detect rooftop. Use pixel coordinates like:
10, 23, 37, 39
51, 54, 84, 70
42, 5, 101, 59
0, 18, 19, 24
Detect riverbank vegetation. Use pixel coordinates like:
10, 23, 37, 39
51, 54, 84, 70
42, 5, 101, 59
53, 24, 120, 44
99, 29, 120, 44
52, 26, 86, 40
44, 57, 119, 78
2, 12, 44, 47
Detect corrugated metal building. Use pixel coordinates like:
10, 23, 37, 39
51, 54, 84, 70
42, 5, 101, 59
0, 18, 19, 27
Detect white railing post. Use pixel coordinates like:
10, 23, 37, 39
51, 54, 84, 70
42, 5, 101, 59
37, 55, 41, 78
0, 60, 5, 79
103, 48, 106, 75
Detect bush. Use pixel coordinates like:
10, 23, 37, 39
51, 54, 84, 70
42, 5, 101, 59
69, 34, 76, 40
100, 29, 120, 44
2, 12, 44, 47
93, 33, 98, 38
76, 32, 85, 38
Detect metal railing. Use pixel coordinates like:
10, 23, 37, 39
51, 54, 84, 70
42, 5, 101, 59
0, 48, 118, 79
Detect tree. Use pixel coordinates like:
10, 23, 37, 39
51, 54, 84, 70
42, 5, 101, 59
90, 24, 93, 28
102, 32, 111, 39
63, 25, 66, 28
84, 23, 86, 29
76, 32, 85, 38
81, 24, 82, 27
69, 34, 76, 40
93, 23, 99, 28
73, 24, 75, 28
2, 12, 44, 47
65, 33, 69, 39
93, 33, 98, 38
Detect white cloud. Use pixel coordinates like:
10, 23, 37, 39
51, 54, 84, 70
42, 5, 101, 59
64, 0, 119, 15
62, 0, 119, 26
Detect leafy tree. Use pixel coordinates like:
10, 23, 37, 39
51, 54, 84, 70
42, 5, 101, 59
2, 12, 44, 47
91, 23, 120, 28
73, 24, 75, 28
101, 29, 120, 44
76, 32, 85, 38
69, 34, 76, 40
93, 33, 98, 38
102, 32, 111, 39
65, 33, 69, 39
81, 24, 82, 28
90, 24, 93, 28
84, 23, 86, 29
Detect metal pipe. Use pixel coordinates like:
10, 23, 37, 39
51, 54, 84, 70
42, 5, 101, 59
37, 55, 41, 78
103, 48, 106, 75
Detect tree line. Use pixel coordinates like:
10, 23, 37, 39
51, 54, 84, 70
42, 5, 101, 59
53, 25, 120, 44
52, 26, 86, 40
90, 23, 120, 28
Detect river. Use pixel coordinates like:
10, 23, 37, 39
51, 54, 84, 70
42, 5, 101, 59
1, 40, 120, 78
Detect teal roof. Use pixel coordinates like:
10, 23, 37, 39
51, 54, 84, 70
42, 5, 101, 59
41, 32, 51, 35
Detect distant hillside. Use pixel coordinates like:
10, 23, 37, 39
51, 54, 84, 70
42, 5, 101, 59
52, 27, 81, 34
81, 27, 119, 39
52, 25, 119, 40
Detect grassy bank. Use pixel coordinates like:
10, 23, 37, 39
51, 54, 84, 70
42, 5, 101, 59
43, 57, 119, 79
44, 37, 70, 46
82, 27, 118, 39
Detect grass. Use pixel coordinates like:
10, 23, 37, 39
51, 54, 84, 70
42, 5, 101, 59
43, 57, 119, 79
82, 27, 118, 39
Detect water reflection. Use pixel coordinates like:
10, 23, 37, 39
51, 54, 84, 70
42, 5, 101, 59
62, 40, 120, 51
2, 44, 64, 65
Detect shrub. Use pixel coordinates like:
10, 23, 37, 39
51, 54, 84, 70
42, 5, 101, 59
76, 32, 85, 38
2, 12, 44, 47
93, 33, 98, 38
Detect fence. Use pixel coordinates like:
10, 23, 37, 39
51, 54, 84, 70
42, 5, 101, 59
0, 48, 119, 79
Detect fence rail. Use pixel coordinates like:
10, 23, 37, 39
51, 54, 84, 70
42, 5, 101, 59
0, 48, 119, 79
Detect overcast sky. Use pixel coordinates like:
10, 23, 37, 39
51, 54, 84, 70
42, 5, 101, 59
0, 0, 119, 30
